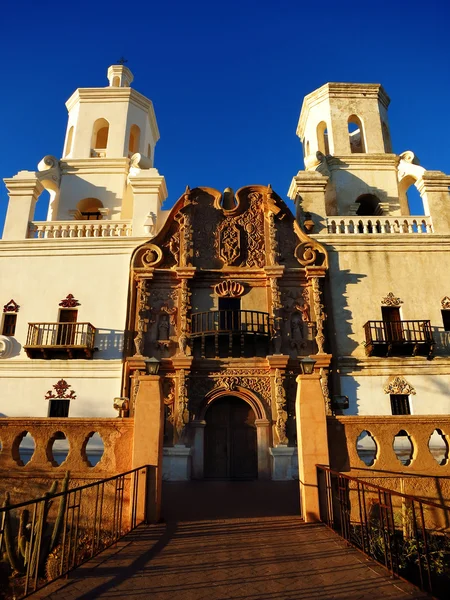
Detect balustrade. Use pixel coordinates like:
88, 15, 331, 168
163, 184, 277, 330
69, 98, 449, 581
364, 320, 434, 357
24, 322, 96, 359
28, 220, 133, 239
327, 216, 433, 234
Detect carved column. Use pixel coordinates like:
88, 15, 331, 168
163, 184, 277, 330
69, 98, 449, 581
133, 278, 150, 356
274, 368, 288, 445
265, 266, 285, 354
175, 267, 195, 356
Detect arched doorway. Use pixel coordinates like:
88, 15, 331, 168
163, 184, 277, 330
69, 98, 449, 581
204, 396, 258, 480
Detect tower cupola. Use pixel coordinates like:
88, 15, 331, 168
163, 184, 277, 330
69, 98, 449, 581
107, 64, 134, 88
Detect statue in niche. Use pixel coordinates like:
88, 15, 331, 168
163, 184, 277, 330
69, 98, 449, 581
158, 314, 170, 340
290, 312, 305, 355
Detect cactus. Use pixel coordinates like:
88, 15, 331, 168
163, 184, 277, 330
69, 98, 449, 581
1, 473, 70, 578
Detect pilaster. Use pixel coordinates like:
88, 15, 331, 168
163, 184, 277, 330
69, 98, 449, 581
3, 172, 44, 240
128, 169, 168, 237
416, 171, 450, 233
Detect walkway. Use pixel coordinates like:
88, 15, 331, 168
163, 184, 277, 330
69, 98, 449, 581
35, 481, 429, 600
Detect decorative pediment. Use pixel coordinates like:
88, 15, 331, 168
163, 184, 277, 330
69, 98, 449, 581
383, 376, 416, 396
441, 296, 450, 310
59, 294, 80, 308
3, 299, 19, 313
130, 184, 328, 272
214, 281, 244, 298
381, 292, 403, 307
45, 379, 77, 400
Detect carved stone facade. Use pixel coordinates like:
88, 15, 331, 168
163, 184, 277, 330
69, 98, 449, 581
126, 184, 328, 480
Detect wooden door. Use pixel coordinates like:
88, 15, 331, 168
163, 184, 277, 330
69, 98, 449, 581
57, 309, 78, 345
204, 397, 257, 479
382, 306, 403, 342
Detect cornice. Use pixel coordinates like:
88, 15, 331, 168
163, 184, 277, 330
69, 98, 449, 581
0, 359, 123, 376
327, 154, 399, 170
313, 234, 450, 252
337, 355, 450, 376
0, 237, 148, 257
60, 158, 130, 175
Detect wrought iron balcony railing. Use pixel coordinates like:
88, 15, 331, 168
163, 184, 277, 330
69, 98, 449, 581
191, 310, 271, 358
24, 322, 96, 359
364, 320, 434, 358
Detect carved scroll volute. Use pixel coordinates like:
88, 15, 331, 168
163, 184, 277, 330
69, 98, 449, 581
269, 276, 283, 353
274, 368, 288, 445
175, 187, 195, 268
134, 278, 150, 356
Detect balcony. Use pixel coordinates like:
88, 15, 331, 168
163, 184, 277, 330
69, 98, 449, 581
191, 310, 271, 358
364, 320, 434, 358
24, 323, 96, 359
327, 216, 433, 235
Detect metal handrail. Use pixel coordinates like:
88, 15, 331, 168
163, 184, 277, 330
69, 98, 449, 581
316, 465, 450, 597
0, 465, 154, 599
191, 310, 271, 337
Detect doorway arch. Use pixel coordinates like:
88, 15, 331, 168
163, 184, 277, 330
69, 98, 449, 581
204, 396, 258, 479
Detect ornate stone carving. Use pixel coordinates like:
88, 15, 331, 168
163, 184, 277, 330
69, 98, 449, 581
274, 369, 288, 445
157, 314, 170, 340
295, 242, 319, 267
241, 192, 265, 268
3, 299, 19, 313
384, 376, 416, 396
163, 378, 175, 424
0, 335, 14, 359
134, 279, 150, 356
267, 210, 279, 266
177, 279, 192, 356
168, 230, 180, 265
45, 379, 76, 400
381, 292, 403, 307
319, 368, 332, 415
290, 313, 304, 355
59, 294, 80, 308
441, 296, 450, 310
216, 219, 241, 265
161, 305, 177, 326
176, 369, 189, 439
189, 369, 272, 416
311, 277, 326, 354
214, 280, 244, 298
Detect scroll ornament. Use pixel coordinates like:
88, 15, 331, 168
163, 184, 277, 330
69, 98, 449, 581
214, 280, 244, 298
381, 292, 403, 307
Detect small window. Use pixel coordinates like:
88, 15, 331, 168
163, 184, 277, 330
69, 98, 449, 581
316, 121, 329, 155
48, 399, 70, 418
442, 310, 450, 332
2, 313, 17, 336
390, 394, 410, 415
348, 115, 365, 153
128, 124, 141, 154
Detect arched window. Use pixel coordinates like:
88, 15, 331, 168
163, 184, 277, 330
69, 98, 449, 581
128, 124, 141, 154
76, 198, 104, 220
316, 121, 329, 155
356, 194, 382, 216
64, 126, 74, 157
91, 118, 109, 151
348, 115, 365, 153
112, 76, 120, 87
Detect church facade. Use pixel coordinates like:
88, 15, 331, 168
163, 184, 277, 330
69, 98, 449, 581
1, 67, 449, 481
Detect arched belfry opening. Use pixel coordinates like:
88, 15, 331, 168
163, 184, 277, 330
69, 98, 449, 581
204, 395, 258, 480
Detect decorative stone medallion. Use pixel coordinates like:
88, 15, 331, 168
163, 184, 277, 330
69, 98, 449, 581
383, 376, 416, 396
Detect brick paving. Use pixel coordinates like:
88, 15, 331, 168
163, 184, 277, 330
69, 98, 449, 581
35, 481, 429, 600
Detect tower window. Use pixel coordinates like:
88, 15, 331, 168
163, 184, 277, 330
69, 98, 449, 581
348, 115, 365, 153
442, 310, 450, 332
91, 118, 109, 150
316, 121, 329, 155
65, 126, 74, 157
128, 124, 141, 154
382, 121, 392, 153
76, 198, 104, 220
356, 194, 382, 216
2, 313, 17, 336
112, 76, 120, 87
390, 394, 411, 415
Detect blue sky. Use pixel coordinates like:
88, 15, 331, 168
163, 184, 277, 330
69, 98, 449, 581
1, 0, 449, 227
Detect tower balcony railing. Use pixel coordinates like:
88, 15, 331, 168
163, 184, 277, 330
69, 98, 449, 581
28, 220, 133, 239
24, 322, 96, 359
327, 216, 433, 235
191, 310, 271, 358
363, 320, 434, 358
